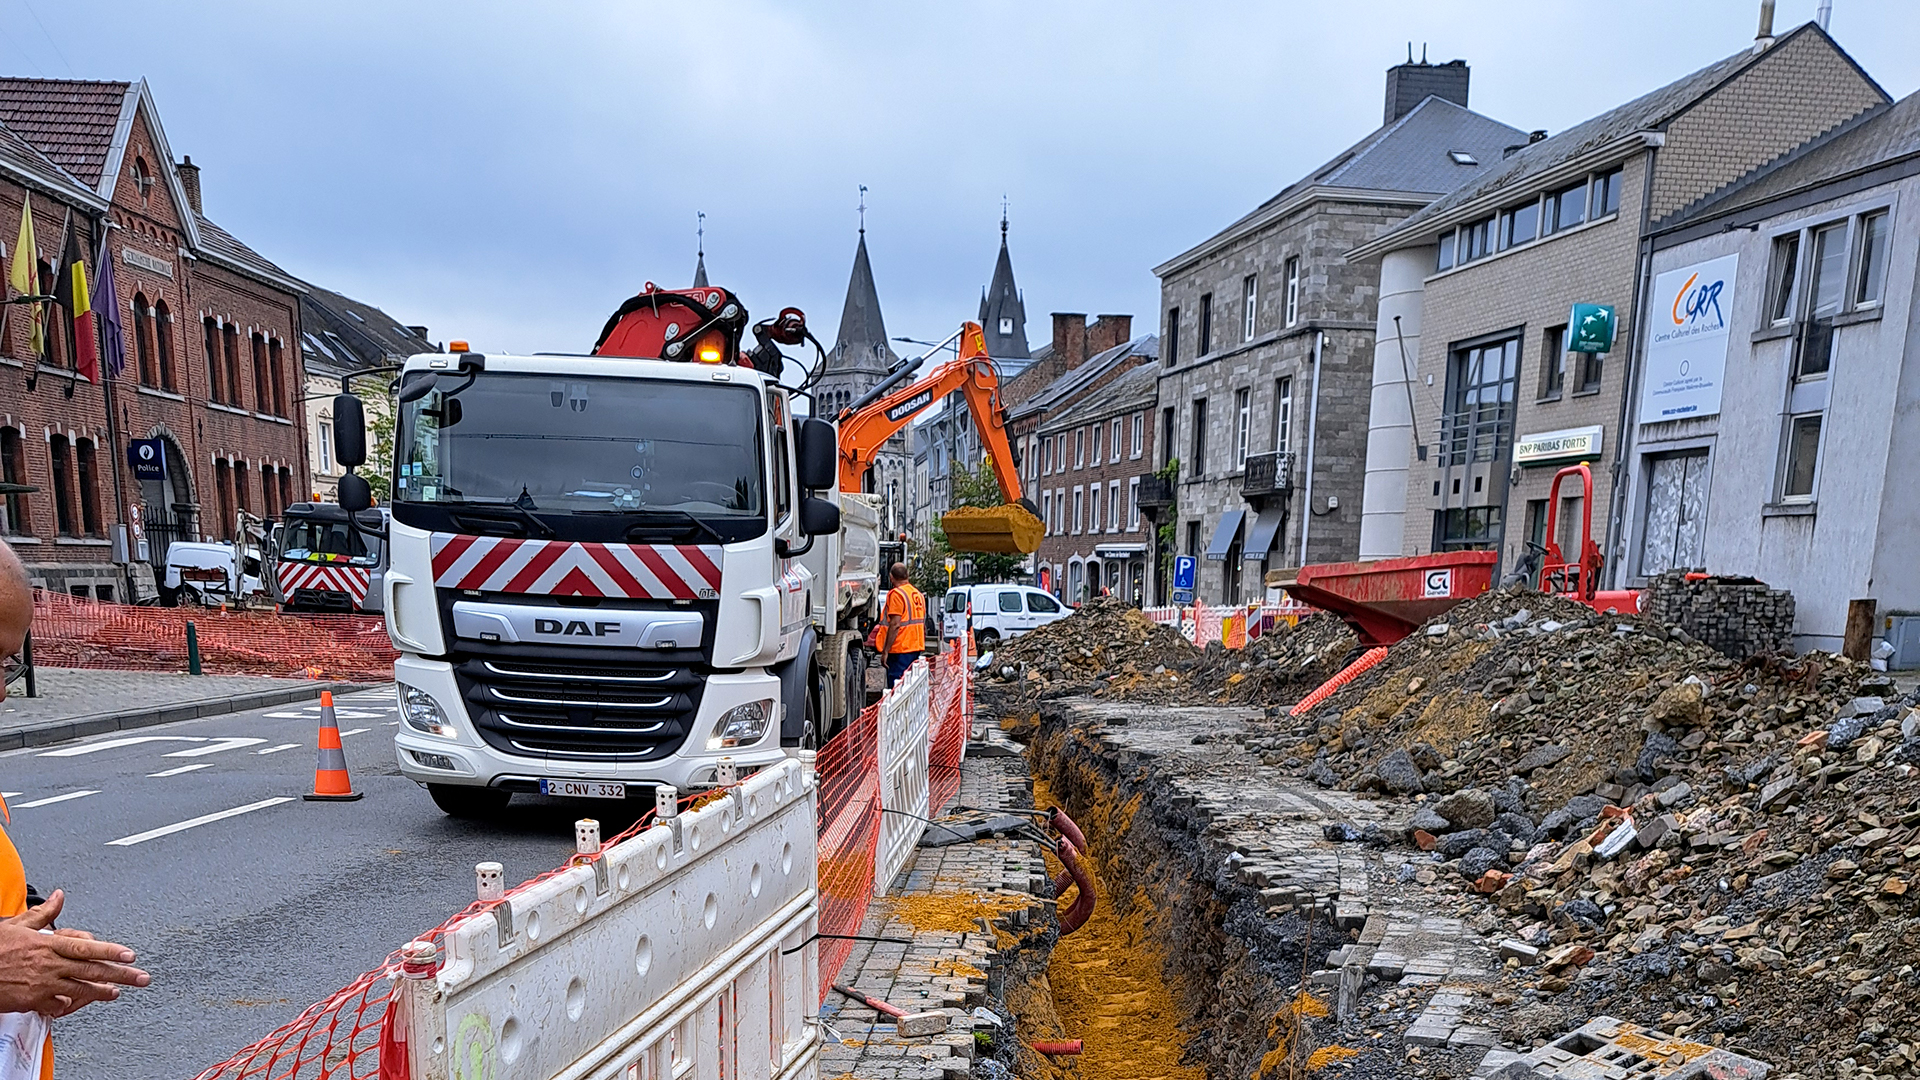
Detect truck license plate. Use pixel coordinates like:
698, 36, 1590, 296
539, 779, 627, 800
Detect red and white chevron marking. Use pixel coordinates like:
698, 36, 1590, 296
278, 562, 372, 606
428, 533, 724, 599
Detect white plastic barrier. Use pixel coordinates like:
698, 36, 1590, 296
400, 758, 820, 1080
874, 657, 930, 897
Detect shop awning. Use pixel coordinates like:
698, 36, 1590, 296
1244, 509, 1284, 559
1093, 543, 1148, 558
1203, 510, 1245, 560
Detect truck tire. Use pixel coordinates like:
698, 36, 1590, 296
428, 784, 511, 819
975, 628, 1001, 650
841, 640, 866, 733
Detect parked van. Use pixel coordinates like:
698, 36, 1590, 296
941, 584, 1069, 646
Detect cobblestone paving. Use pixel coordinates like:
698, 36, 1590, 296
819, 752, 1047, 1080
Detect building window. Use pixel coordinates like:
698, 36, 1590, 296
1500, 198, 1539, 249
1, 428, 28, 534
232, 460, 250, 518
1781, 413, 1823, 501
1856, 210, 1890, 306
1233, 388, 1251, 467
1197, 293, 1213, 356
1129, 413, 1143, 459
1576, 346, 1603, 394
1185, 520, 1200, 560
1795, 221, 1851, 380
1767, 233, 1800, 323
1273, 377, 1292, 455
1074, 428, 1084, 469
1460, 217, 1495, 263
222, 323, 242, 405
48, 435, 74, 537
1283, 258, 1300, 327
1091, 423, 1103, 464
1160, 407, 1175, 468
1110, 418, 1123, 463
75, 439, 100, 536
998, 316, 1013, 336
1433, 506, 1503, 551
203, 318, 222, 401
1590, 167, 1622, 219
1072, 487, 1084, 534
1107, 481, 1120, 533
279, 468, 293, 512
269, 339, 287, 416
318, 421, 334, 474
1127, 476, 1140, 531
214, 459, 232, 532
155, 300, 175, 391
1545, 180, 1588, 234
1436, 231, 1456, 272
1190, 397, 1207, 477
1540, 325, 1567, 400
1042, 491, 1053, 536
1243, 274, 1258, 339
1088, 482, 1100, 532
1440, 336, 1519, 466
252, 333, 270, 414
133, 293, 154, 386
1165, 307, 1179, 368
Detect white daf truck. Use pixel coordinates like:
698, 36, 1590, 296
328, 286, 878, 818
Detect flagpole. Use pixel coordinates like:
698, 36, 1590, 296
55, 207, 72, 399
93, 215, 134, 602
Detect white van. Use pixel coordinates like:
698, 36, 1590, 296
941, 584, 1069, 646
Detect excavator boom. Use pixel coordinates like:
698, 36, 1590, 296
837, 322, 1042, 554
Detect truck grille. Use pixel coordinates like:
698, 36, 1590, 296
450, 651, 705, 761
289, 588, 355, 613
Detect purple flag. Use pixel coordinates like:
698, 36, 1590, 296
91, 230, 124, 380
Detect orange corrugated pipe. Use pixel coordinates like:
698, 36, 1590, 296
1288, 646, 1390, 717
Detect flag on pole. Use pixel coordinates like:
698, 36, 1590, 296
9, 193, 41, 363
90, 229, 123, 381
56, 225, 97, 383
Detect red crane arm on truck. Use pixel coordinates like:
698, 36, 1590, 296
835, 321, 1026, 507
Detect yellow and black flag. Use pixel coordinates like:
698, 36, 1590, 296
55, 225, 97, 383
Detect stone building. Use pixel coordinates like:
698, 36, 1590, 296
298, 285, 437, 502
1349, 22, 1886, 580
0, 77, 309, 599
1032, 362, 1158, 604
1618, 87, 1920, 654
817, 227, 909, 534
1153, 58, 1525, 605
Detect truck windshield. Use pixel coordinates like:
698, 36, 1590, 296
281, 519, 379, 566
394, 372, 767, 543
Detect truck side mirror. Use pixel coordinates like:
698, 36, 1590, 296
333, 394, 368, 468
338, 472, 373, 513
800, 495, 840, 537
796, 418, 837, 491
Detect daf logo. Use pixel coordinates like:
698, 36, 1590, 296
534, 618, 622, 637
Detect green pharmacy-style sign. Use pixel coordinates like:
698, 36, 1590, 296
1568, 303, 1616, 353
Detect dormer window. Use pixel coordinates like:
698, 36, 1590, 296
1448, 150, 1478, 166
999, 317, 1013, 336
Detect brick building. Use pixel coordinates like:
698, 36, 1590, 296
1031, 363, 1158, 603
1348, 22, 1886, 580
1153, 58, 1525, 605
0, 77, 309, 598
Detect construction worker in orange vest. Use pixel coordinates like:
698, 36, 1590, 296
0, 545, 149, 1076
877, 563, 926, 689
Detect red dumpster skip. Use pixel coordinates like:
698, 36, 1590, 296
1275, 551, 1497, 646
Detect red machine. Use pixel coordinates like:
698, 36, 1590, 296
1538, 463, 1639, 615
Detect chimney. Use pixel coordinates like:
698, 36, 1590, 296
1382, 55, 1469, 126
1754, 0, 1776, 51
407, 325, 431, 342
1087, 314, 1133, 358
176, 155, 202, 215
1050, 313, 1089, 370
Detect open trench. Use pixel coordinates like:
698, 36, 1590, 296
996, 709, 1351, 1079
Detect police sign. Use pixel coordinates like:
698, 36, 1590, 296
127, 438, 165, 481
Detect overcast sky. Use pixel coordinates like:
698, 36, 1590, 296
6, 1, 1915, 356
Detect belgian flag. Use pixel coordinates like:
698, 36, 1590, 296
55, 225, 97, 383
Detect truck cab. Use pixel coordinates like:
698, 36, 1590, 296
271, 502, 389, 614
363, 342, 842, 818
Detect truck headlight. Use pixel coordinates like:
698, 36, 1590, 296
708, 699, 774, 750
400, 684, 456, 739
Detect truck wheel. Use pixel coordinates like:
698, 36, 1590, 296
975, 628, 1001, 650
842, 643, 866, 729
428, 784, 511, 819
802, 659, 823, 750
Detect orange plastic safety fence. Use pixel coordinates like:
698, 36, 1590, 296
813, 699, 880, 1003
927, 644, 970, 816
30, 593, 397, 682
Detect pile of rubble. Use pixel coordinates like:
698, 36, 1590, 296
974, 599, 1358, 717
1285, 587, 1920, 1074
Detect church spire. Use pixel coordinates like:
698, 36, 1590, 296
692, 211, 708, 287
829, 217, 898, 376
978, 202, 1030, 360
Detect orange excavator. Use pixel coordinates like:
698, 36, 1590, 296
836, 321, 1043, 554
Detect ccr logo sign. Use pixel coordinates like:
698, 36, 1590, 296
1671, 271, 1726, 330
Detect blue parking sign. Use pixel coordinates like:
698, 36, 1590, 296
1173, 555, 1196, 591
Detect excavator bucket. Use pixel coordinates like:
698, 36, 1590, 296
941, 504, 1044, 555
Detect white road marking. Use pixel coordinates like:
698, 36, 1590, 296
40, 736, 207, 757
256, 743, 302, 755
149, 763, 214, 777
1, 792, 19, 798
17, 790, 99, 808
163, 737, 268, 757
106, 797, 296, 847
338, 728, 370, 738
263, 711, 310, 719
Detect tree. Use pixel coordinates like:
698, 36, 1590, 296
363, 390, 396, 504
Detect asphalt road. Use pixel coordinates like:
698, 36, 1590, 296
0, 686, 646, 1079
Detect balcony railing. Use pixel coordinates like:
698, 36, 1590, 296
1241, 451, 1295, 500
1136, 472, 1174, 512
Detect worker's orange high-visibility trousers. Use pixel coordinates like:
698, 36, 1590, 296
0, 797, 54, 1079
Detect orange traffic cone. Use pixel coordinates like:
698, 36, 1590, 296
304, 691, 363, 802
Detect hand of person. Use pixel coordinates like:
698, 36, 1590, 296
0, 890, 150, 1017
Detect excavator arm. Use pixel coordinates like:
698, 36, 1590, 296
837, 322, 1041, 554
